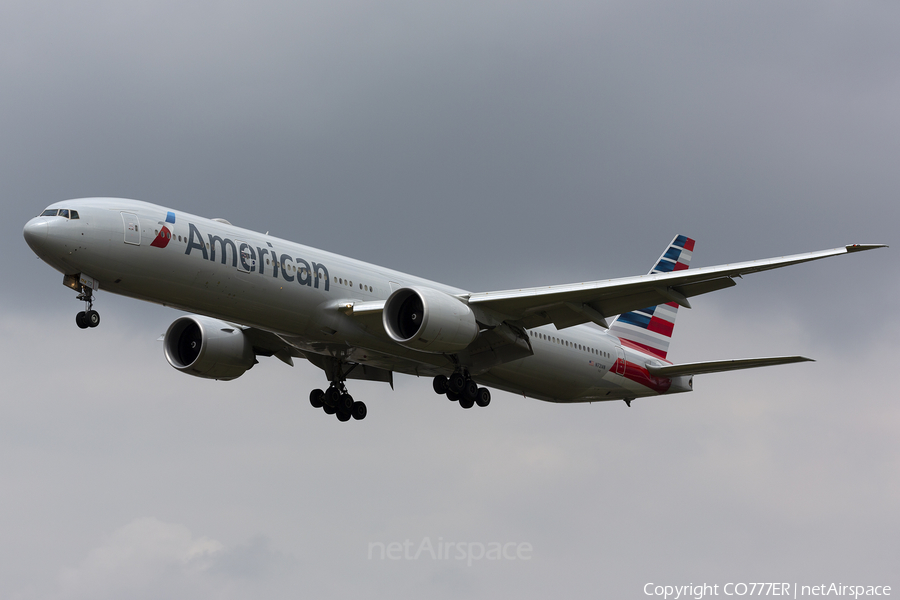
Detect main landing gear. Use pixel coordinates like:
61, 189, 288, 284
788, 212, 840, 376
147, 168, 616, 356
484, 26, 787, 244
432, 372, 491, 410
309, 382, 367, 422
75, 287, 100, 329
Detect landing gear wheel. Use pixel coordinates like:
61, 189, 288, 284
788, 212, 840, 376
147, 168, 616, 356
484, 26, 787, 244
463, 379, 478, 402
337, 393, 354, 413
459, 396, 475, 409
432, 375, 449, 395
336, 408, 351, 422
86, 310, 100, 328
475, 388, 491, 407
322, 403, 336, 415
323, 386, 340, 407
351, 401, 367, 420
76, 311, 89, 329
310, 389, 325, 409
446, 390, 460, 402
448, 372, 466, 395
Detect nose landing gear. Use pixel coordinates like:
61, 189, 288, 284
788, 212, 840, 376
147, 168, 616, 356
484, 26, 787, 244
75, 287, 100, 329
433, 372, 491, 410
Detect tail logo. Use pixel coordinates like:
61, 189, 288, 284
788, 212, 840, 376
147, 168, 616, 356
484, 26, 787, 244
651, 234, 694, 273
609, 235, 696, 360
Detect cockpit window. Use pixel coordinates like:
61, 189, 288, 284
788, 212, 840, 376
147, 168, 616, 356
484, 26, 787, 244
39, 208, 79, 219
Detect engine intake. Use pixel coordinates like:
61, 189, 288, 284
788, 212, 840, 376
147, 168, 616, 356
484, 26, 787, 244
383, 286, 479, 353
163, 315, 256, 380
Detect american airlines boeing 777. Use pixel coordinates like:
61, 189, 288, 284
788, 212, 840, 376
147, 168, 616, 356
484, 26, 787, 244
22, 198, 885, 422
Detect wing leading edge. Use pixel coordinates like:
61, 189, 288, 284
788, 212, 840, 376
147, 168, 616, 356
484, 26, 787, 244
466, 244, 887, 331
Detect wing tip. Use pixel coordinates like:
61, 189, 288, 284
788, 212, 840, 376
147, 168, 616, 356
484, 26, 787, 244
846, 243, 888, 253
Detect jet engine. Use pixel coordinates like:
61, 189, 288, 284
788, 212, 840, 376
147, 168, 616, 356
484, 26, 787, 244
383, 286, 479, 353
163, 315, 256, 380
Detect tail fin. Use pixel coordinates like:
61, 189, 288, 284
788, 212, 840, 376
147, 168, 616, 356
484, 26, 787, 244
608, 235, 695, 360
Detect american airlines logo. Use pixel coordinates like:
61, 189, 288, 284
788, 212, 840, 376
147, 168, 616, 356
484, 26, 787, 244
150, 211, 176, 248
182, 221, 330, 290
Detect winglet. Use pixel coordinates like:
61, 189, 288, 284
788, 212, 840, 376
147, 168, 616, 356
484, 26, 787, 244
846, 244, 888, 253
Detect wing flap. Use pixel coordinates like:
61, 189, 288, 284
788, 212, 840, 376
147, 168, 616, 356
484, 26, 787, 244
646, 356, 814, 378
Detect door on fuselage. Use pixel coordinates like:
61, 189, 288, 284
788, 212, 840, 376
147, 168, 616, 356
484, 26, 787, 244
615, 346, 626, 376
121, 212, 141, 245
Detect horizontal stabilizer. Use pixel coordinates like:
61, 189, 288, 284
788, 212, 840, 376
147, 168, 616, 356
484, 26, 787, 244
646, 356, 813, 378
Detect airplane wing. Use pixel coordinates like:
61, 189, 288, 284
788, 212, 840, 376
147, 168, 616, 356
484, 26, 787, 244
646, 356, 813, 378
465, 244, 886, 330
239, 326, 306, 365
240, 322, 396, 384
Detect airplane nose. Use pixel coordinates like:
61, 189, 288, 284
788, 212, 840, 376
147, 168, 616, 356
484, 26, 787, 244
23, 218, 48, 253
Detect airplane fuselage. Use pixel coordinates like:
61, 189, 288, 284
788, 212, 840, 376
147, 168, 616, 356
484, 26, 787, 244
23, 198, 688, 405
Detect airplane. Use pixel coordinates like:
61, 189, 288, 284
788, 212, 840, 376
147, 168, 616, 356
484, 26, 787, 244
22, 198, 886, 422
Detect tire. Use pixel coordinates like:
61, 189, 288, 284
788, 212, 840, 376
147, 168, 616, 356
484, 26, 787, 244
323, 403, 336, 415
448, 372, 466, 394
432, 375, 449, 395
86, 310, 100, 327
447, 390, 459, 402
76, 312, 89, 329
323, 387, 340, 406
475, 388, 491, 407
336, 409, 351, 422
459, 396, 474, 409
338, 393, 354, 413
351, 401, 367, 420
463, 379, 478, 402
309, 389, 325, 408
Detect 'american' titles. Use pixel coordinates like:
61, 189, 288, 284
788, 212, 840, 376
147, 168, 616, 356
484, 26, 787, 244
184, 222, 330, 290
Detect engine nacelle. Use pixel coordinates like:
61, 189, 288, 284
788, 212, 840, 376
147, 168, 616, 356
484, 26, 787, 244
163, 315, 256, 380
383, 286, 479, 353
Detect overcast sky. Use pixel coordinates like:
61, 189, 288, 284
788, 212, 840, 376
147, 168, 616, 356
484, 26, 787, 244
2, 1, 898, 598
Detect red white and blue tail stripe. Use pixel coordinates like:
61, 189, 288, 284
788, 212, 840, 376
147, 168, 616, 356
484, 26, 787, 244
608, 235, 695, 360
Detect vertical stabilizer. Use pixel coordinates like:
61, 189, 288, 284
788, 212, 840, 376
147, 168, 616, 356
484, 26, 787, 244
608, 235, 695, 359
